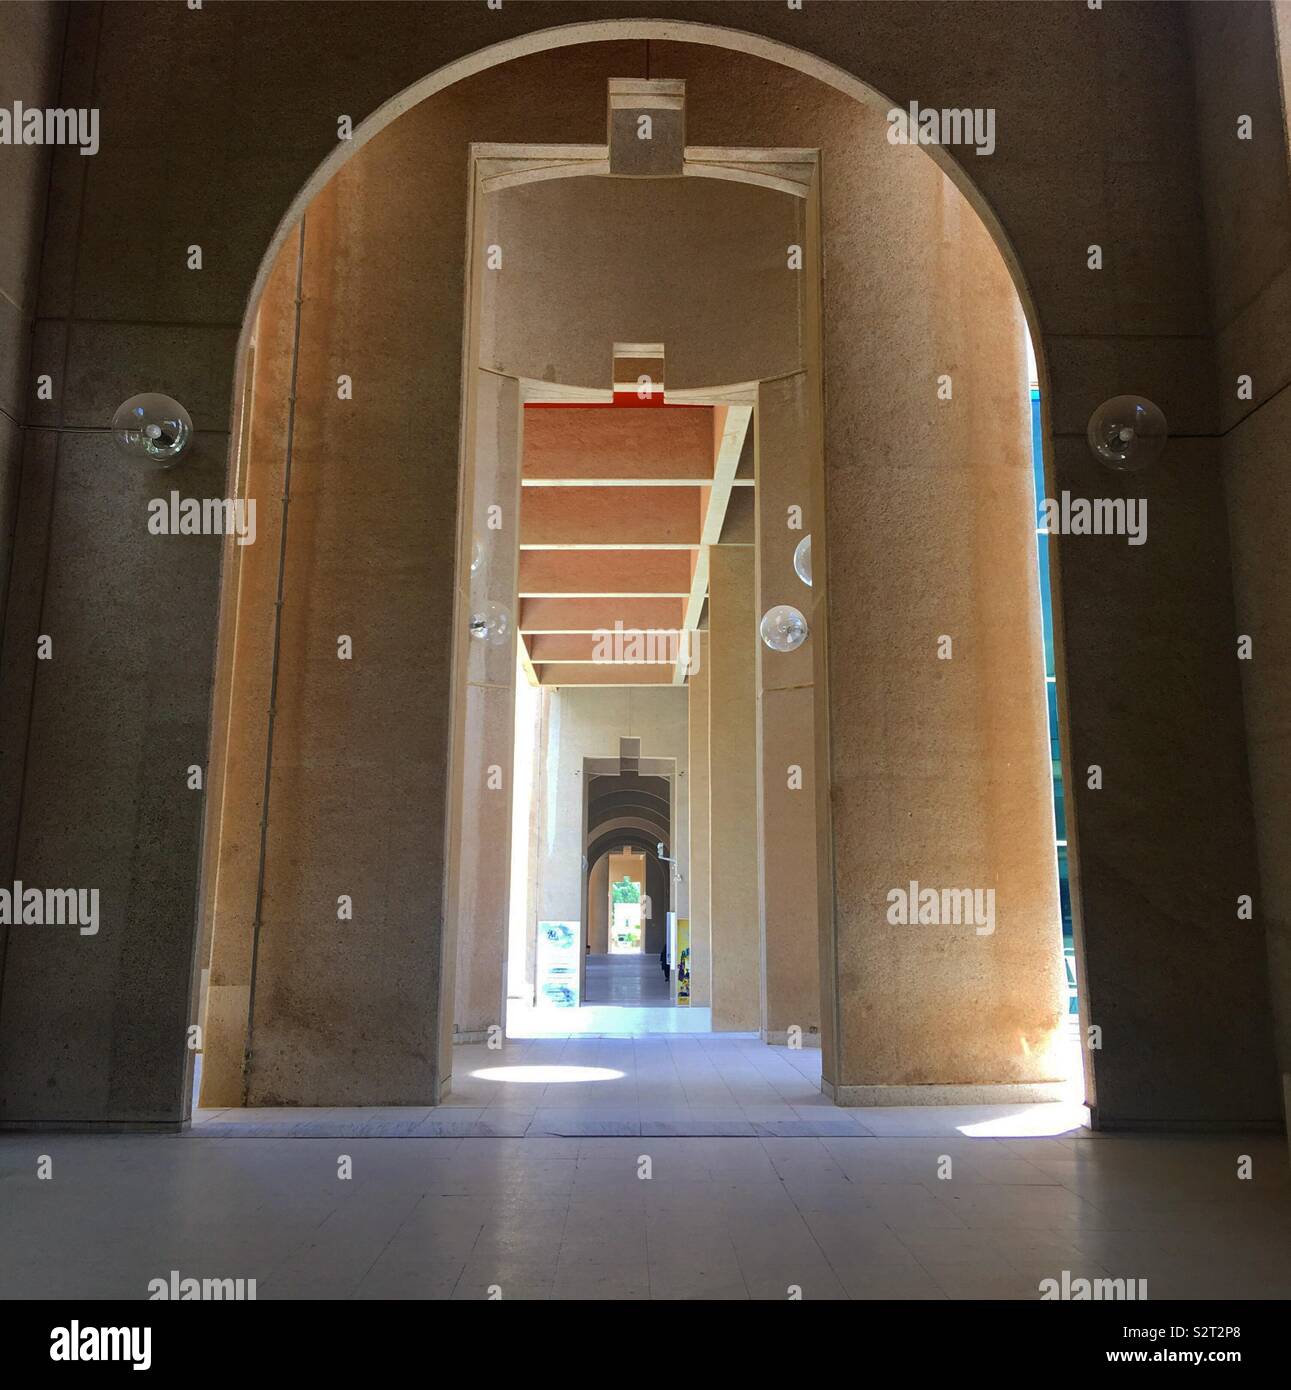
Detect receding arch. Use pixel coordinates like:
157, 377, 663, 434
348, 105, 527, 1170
203, 22, 1075, 1113
228, 18, 1049, 430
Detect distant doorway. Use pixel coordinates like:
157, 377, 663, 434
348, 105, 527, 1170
584, 954, 671, 1006
607, 855, 645, 954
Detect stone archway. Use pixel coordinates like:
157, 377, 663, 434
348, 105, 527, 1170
199, 29, 1069, 1114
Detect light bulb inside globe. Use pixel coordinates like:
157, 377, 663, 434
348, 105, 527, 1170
469, 600, 512, 646
760, 604, 809, 652
1086, 395, 1167, 472
793, 534, 812, 587
111, 393, 193, 466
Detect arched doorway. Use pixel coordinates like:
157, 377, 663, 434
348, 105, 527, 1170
195, 24, 1072, 1117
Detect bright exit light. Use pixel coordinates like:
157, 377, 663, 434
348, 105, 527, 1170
957, 1102, 1088, 1139
471, 1065, 624, 1084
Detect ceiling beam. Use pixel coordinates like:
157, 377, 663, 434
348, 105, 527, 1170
673, 401, 753, 683
520, 485, 703, 547
519, 549, 692, 596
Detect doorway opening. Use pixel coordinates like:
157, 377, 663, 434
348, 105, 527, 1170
499, 389, 726, 1040
194, 49, 1078, 1114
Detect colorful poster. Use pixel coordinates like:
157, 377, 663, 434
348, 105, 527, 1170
536, 920, 580, 1008
675, 918, 690, 1005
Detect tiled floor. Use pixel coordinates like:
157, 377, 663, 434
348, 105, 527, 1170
584, 952, 672, 1005
507, 958, 712, 1037
4, 1038, 1290, 1300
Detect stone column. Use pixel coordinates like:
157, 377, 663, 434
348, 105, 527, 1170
445, 369, 521, 1047
819, 179, 1066, 1103
755, 372, 821, 1046
687, 632, 711, 1007
707, 545, 760, 1032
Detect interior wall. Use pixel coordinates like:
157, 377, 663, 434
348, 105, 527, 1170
0, 0, 63, 627
0, 0, 66, 1018
0, 0, 64, 1073
481, 175, 805, 390
1192, 0, 1291, 1128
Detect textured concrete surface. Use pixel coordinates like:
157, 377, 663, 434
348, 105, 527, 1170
707, 545, 760, 1033
1192, 0, 1291, 1137
820, 164, 1066, 1099
755, 372, 820, 1044
482, 174, 805, 390
687, 632, 712, 1009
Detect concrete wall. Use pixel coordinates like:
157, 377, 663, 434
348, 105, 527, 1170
0, 0, 65, 996
0, 3, 1279, 1127
482, 175, 804, 390
1192, 0, 1291, 1127
0, 1, 63, 620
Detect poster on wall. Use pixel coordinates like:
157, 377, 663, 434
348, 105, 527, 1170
675, 918, 690, 1006
536, 921, 581, 1008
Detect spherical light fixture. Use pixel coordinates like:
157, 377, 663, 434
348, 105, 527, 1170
793, 534, 813, 587
469, 600, 512, 646
1086, 395, 1167, 472
111, 393, 193, 465
760, 604, 809, 652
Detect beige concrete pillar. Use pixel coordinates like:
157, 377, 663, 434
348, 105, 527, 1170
445, 369, 521, 1045
818, 178, 1066, 1103
707, 545, 760, 1032
687, 633, 712, 1007
197, 235, 297, 1107
755, 373, 821, 1046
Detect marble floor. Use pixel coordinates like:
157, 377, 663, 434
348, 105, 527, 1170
507, 957, 712, 1037
4, 1127, 1289, 1301
4, 1038, 1289, 1301
584, 952, 672, 1005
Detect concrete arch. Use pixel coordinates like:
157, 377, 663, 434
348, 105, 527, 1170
585, 835, 672, 959
208, 17, 1073, 1113
229, 19, 1048, 421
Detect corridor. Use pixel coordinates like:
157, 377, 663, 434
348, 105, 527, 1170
584, 953, 672, 1007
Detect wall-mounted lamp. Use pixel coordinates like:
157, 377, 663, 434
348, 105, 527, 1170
656, 841, 682, 885
793, 534, 812, 587
760, 604, 809, 652
1086, 395, 1167, 472
469, 600, 512, 645
111, 393, 193, 466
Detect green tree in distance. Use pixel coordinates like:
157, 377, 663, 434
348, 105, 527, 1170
611, 875, 640, 905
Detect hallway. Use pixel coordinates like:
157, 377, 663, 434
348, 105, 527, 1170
584, 953, 672, 1007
